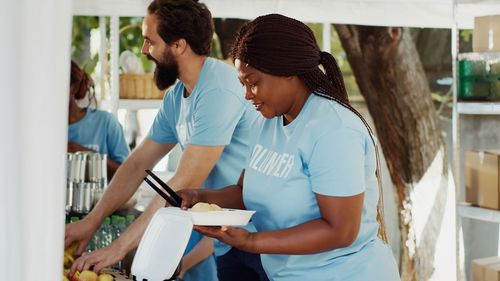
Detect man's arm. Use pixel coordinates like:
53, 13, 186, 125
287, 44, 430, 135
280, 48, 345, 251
86, 138, 175, 230
70, 144, 225, 274
65, 138, 174, 254
179, 236, 214, 278
108, 144, 225, 254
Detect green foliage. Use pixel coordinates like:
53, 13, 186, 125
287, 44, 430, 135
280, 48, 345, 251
210, 33, 224, 60
119, 17, 154, 72
72, 16, 225, 75
304, 23, 360, 97
460, 30, 473, 43
307, 23, 323, 48
71, 16, 99, 74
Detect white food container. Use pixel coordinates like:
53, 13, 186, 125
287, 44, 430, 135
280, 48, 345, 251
132, 207, 255, 281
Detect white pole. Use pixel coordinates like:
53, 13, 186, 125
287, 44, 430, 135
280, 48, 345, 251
0, 0, 72, 280
322, 22, 331, 52
99, 16, 107, 102
110, 15, 120, 116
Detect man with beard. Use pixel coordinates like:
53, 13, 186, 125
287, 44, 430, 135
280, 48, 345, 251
64, 1, 268, 281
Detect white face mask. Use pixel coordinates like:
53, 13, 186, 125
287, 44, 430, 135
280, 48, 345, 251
75, 91, 94, 109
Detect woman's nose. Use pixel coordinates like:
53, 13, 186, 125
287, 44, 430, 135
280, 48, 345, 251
244, 86, 254, 100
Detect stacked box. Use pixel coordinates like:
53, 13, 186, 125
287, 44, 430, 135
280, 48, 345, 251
473, 15, 500, 53
465, 151, 500, 210
473, 257, 500, 281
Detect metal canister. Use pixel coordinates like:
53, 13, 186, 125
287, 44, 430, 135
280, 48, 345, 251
86, 152, 108, 183
72, 182, 95, 213
65, 181, 74, 213
67, 153, 74, 180
69, 152, 87, 183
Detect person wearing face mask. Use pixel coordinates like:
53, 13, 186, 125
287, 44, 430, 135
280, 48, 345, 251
176, 14, 401, 281
65, 1, 267, 281
68, 60, 130, 180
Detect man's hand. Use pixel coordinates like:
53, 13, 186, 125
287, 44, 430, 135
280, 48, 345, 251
69, 242, 127, 277
65, 219, 98, 257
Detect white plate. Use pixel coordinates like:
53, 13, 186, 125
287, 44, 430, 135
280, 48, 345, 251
187, 208, 256, 226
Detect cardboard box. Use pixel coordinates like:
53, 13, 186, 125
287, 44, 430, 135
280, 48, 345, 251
486, 264, 500, 281
473, 257, 500, 281
465, 150, 500, 210
473, 15, 500, 52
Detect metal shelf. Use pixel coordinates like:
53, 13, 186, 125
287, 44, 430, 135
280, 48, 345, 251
100, 99, 163, 111
119, 99, 163, 110
458, 203, 500, 223
458, 52, 500, 61
457, 102, 500, 115
73, 0, 148, 17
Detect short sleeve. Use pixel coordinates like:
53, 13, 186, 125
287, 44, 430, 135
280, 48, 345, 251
309, 127, 367, 197
188, 89, 245, 146
148, 91, 178, 144
106, 116, 130, 163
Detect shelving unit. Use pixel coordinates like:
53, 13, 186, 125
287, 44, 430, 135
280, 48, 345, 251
452, 3, 500, 280
73, 0, 162, 116
457, 102, 500, 115
458, 203, 500, 224
100, 99, 163, 111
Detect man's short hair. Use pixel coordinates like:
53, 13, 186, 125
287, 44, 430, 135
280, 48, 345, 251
148, 0, 214, 56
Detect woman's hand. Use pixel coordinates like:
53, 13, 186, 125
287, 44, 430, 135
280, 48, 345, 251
193, 225, 256, 253
68, 141, 93, 153
176, 189, 203, 209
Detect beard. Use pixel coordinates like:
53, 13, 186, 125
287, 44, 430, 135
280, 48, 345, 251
148, 53, 179, 90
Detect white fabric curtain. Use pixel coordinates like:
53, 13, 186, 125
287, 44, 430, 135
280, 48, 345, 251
0, 0, 72, 280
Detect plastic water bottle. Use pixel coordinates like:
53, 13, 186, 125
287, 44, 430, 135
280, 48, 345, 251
111, 215, 126, 241
87, 232, 98, 252
116, 217, 126, 238
99, 217, 113, 248
126, 214, 135, 227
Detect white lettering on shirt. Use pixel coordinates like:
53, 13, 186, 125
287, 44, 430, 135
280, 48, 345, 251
84, 144, 100, 152
249, 144, 295, 178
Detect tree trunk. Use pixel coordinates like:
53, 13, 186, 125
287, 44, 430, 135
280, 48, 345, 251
334, 25, 447, 281
214, 18, 248, 59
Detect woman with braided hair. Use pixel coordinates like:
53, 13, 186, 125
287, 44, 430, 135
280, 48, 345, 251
177, 14, 400, 280
68, 60, 130, 179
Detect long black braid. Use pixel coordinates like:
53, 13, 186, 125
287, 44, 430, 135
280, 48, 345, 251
231, 14, 387, 242
230, 14, 378, 143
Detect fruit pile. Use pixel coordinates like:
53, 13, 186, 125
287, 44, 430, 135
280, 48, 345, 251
63, 243, 114, 281
69, 270, 114, 281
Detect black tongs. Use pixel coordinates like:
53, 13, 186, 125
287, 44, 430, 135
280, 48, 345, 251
143, 169, 182, 207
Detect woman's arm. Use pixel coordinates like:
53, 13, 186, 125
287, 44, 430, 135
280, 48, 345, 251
180, 170, 246, 210
195, 192, 364, 255
250, 192, 364, 254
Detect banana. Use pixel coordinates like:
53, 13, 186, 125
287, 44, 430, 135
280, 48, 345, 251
64, 242, 78, 269
65, 242, 78, 256
63, 252, 75, 269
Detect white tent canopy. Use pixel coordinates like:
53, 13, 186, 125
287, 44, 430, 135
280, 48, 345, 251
4, 0, 500, 280
73, 0, 500, 29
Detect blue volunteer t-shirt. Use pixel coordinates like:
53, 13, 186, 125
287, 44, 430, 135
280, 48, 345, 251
243, 94, 398, 281
148, 58, 259, 258
68, 108, 130, 163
